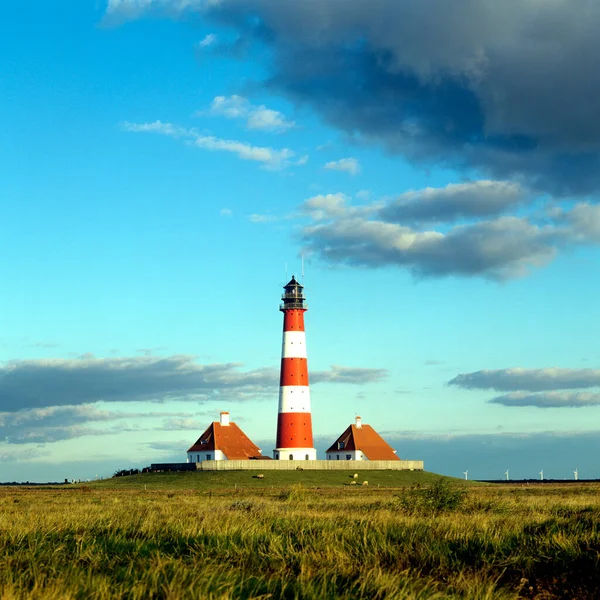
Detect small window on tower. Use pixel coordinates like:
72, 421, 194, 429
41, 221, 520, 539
346, 455, 352, 460
206, 454, 212, 460
338, 441, 345, 450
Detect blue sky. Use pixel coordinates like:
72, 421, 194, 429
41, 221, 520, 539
3, 0, 600, 482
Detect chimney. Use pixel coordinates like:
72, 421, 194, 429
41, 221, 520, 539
220, 411, 230, 426
355, 416, 362, 429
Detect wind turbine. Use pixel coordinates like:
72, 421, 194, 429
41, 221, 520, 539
539, 469, 544, 481
463, 470, 468, 481
574, 468, 579, 481
504, 469, 509, 481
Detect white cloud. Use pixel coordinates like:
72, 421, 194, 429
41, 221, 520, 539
247, 214, 278, 223
193, 135, 295, 169
208, 95, 295, 132
121, 120, 297, 170
196, 33, 217, 48
121, 120, 188, 137
220, 208, 233, 216
210, 95, 246, 119
104, 0, 206, 21
247, 107, 293, 132
316, 140, 336, 152
324, 157, 361, 176
301, 193, 351, 221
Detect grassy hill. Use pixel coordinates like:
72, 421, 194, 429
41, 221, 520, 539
91, 469, 463, 490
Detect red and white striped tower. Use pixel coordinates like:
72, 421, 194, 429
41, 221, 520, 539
273, 276, 317, 460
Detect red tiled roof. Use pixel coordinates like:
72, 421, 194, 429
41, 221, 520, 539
187, 422, 262, 460
326, 424, 400, 460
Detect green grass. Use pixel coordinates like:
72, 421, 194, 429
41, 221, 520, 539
1, 478, 599, 599
93, 469, 458, 491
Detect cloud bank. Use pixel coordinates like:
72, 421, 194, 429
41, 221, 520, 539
299, 186, 600, 280
0, 405, 196, 444
379, 181, 527, 224
0, 355, 387, 412
450, 368, 600, 408
107, 0, 600, 195
450, 368, 600, 392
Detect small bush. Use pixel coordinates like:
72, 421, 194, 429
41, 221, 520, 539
278, 484, 306, 502
394, 478, 466, 514
229, 500, 255, 512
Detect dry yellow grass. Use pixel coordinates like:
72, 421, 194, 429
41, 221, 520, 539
1, 481, 599, 599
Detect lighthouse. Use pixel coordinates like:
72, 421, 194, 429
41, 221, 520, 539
273, 276, 317, 460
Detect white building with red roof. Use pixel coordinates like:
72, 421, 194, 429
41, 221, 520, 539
325, 416, 400, 461
187, 412, 264, 463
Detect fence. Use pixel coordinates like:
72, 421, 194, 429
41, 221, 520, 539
196, 459, 424, 471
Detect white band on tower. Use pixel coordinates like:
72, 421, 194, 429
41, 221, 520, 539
278, 386, 311, 413
281, 331, 307, 359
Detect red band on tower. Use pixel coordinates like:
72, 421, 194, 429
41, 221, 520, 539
279, 358, 309, 386
283, 309, 305, 332
276, 413, 314, 448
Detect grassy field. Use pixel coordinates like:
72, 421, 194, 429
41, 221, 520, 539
1, 472, 599, 599
94, 469, 449, 490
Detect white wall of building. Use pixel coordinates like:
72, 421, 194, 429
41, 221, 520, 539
187, 449, 225, 463
326, 450, 365, 461
273, 448, 317, 460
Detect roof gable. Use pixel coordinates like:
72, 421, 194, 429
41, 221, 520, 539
187, 423, 215, 453
326, 424, 400, 460
325, 425, 355, 452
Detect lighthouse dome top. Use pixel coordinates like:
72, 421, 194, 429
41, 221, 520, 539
281, 275, 306, 310
284, 275, 303, 289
